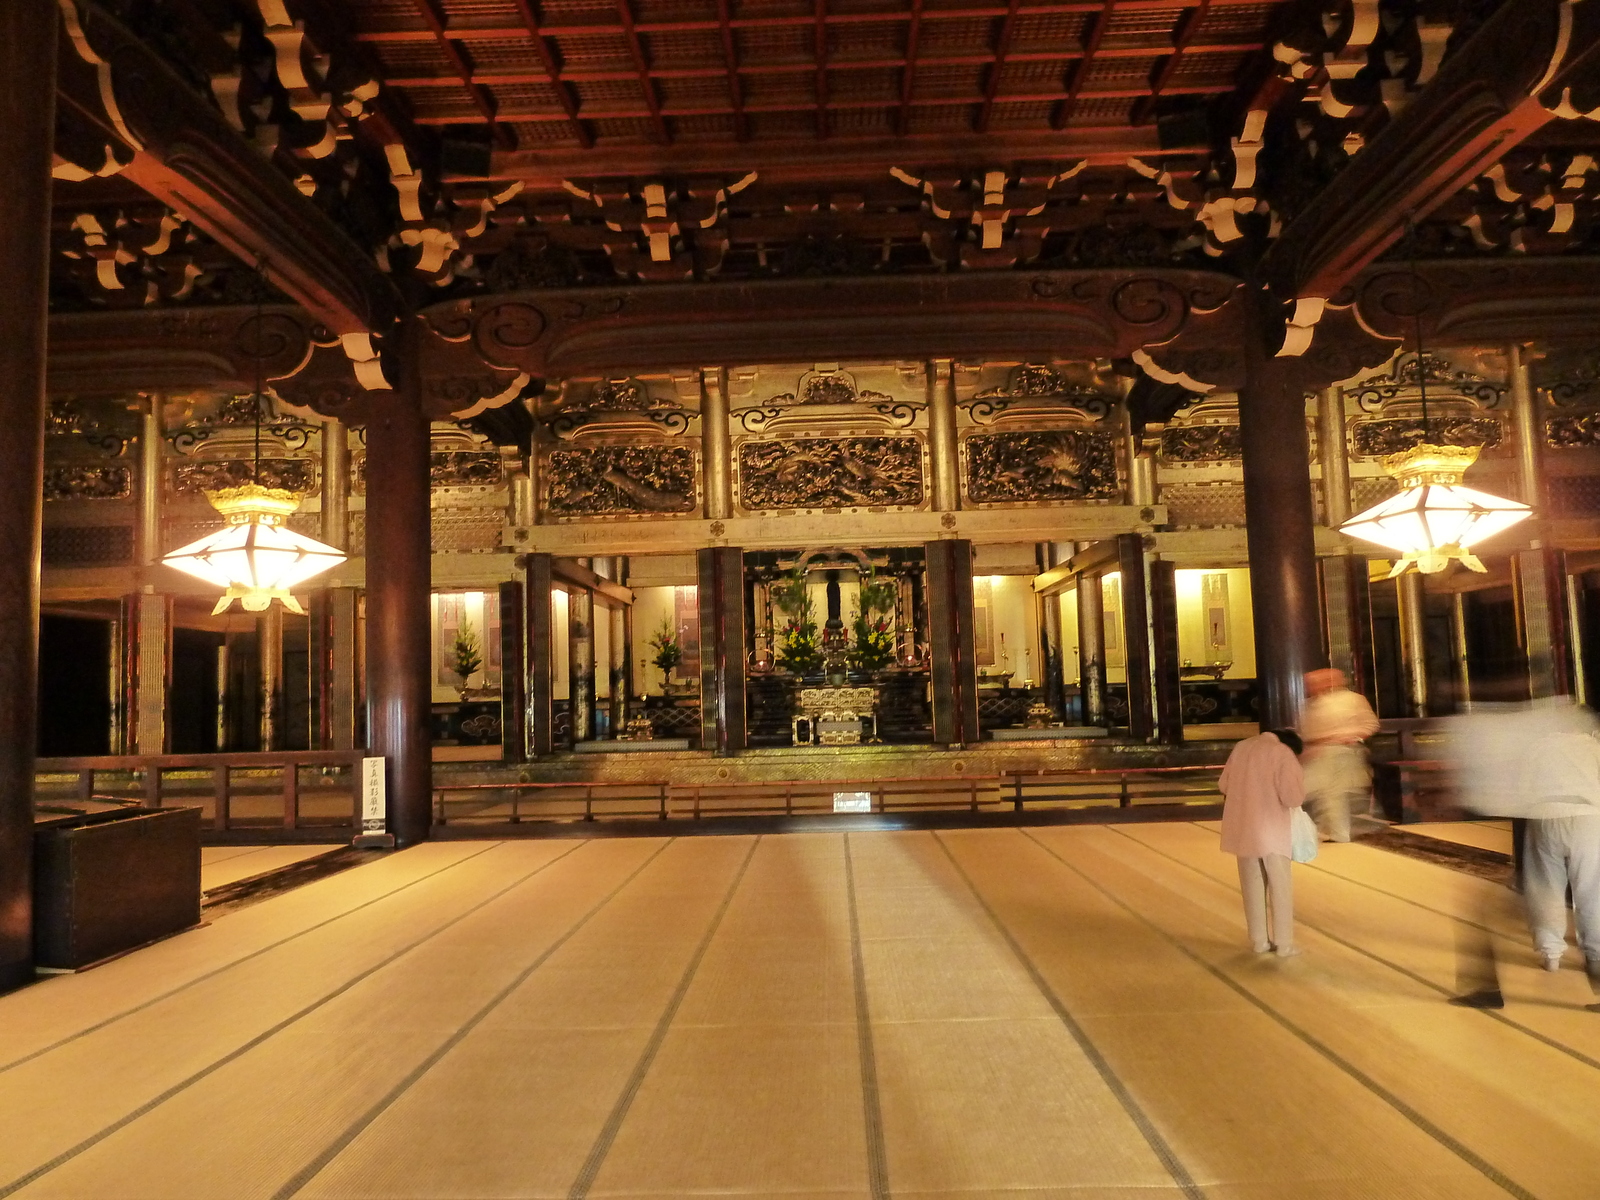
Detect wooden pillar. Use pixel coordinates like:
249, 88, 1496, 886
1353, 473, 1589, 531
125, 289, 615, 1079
1148, 558, 1184, 744
499, 580, 526, 761
524, 552, 554, 757
1239, 352, 1324, 729
363, 328, 433, 846
1036, 544, 1067, 718
1076, 573, 1107, 727
0, 0, 56, 990
1510, 344, 1570, 697
568, 584, 595, 744
258, 607, 284, 750
697, 547, 747, 755
311, 418, 354, 749
1317, 386, 1351, 527
701, 368, 732, 521
1396, 571, 1430, 718
132, 593, 171, 755
1117, 534, 1156, 740
609, 600, 628, 737
1451, 590, 1473, 711
925, 539, 979, 745
927, 360, 959, 512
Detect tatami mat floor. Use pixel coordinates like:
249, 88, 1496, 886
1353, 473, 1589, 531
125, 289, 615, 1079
3, 825, 1597, 1200
200, 845, 343, 892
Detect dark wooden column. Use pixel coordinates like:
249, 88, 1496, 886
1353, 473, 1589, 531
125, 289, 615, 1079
926, 539, 979, 745
524, 553, 554, 756
363, 325, 433, 846
1076, 572, 1106, 727
697, 547, 747, 755
1148, 558, 1184, 744
1239, 351, 1324, 730
498, 580, 526, 762
1036, 543, 1067, 719
0, 0, 56, 991
1117, 534, 1156, 741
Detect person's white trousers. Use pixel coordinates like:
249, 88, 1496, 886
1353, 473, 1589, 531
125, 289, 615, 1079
1303, 743, 1370, 842
1524, 814, 1600, 964
1237, 854, 1294, 951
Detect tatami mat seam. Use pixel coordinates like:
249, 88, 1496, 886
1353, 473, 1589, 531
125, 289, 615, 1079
1107, 824, 1600, 1076
930, 831, 1207, 1200
0, 841, 509, 1078
843, 832, 891, 1200
0, 839, 591, 1200
1020, 828, 1539, 1200
271, 837, 680, 1200
567, 836, 762, 1200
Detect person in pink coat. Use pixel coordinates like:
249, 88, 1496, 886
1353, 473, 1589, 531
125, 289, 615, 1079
1219, 728, 1307, 957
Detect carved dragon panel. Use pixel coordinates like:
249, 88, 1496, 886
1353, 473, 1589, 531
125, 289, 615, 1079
963, 431, 1119, 503
171, 459, 317, 496
1349, 416, 1503, 457
545, 446, 698, 517
738, 437, 924, 510
43, 465, 134, 501
1159, 425, 1242, 463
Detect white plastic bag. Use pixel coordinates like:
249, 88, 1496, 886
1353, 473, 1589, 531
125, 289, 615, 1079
1290, 807, 1319, 864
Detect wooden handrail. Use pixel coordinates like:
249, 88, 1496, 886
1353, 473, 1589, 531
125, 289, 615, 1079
35, 751, 366, 833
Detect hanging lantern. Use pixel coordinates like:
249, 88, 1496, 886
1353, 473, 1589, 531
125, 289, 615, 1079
162, 484, 346, 614
1339, 443, 1531, 576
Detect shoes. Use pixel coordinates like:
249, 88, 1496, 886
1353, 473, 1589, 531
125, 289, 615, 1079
1274, 945, 1303, 959
1449, 990, 1505, 1009
1251, 941, 1273, 954
1544, 955, 1564, 972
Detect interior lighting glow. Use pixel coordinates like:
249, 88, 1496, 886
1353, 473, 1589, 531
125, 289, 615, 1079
161, 484, 346, 613
1338, 444, 1530, 576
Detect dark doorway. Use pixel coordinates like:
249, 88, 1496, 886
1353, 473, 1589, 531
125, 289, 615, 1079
37, 615, 112, 756
171, 627, 225, 753
1463, 585, 1530, 703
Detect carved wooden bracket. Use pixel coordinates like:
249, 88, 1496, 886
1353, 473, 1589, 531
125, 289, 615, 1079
1354, 257, 1600, 347
55, 0, 401, 349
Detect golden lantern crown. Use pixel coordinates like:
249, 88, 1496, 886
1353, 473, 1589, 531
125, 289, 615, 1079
161, 482, 346, 614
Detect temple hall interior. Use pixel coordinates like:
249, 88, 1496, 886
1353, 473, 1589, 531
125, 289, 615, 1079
7, 0, 1600, 1194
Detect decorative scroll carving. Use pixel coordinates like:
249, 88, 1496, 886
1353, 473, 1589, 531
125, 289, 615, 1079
547, 378, 690, 440
1537, 349, 1600, 407
1351, 353, 1506, 413
1548, 413, 1600, 447
761, 368, 894, 409
172, 459, 317, 496
1160, 425, 1242, 462
964, 431, 1118, 503
431, 452, 504, 488
45, 400, 131, 456
170, 394, 314, 454
1349, 417, 1503, 457
966, 365, 1117, 425
545, 446, 698, 516
738, 437, 923, 510
43, 465, 133, 501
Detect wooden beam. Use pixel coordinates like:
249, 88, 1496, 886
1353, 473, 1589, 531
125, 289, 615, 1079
57, 0, 400, 339
1263, 0, 1600, 303
552, 558, 635, 606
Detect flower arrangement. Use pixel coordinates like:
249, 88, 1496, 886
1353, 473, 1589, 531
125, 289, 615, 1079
849, 569, 898, 670
771, 568, 824, 676
451, 621, 483, 691
648, 618, 682, 675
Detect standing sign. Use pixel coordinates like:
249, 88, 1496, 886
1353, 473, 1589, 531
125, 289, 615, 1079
360, 757, 387, 835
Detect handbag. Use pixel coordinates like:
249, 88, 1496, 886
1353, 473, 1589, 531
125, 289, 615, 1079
1290, 807, 1320, 864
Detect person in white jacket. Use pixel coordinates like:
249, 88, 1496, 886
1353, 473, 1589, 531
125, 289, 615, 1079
1520, 729, 1600, 978
1299, 668, 1380, 842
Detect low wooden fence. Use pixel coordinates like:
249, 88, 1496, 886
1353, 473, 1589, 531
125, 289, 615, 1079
432, 763, 1224, 827
35, 752, 366, 833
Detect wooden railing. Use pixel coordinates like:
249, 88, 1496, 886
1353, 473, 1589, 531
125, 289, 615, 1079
431, 763, 1223, 827
1371, 759, 1455, 823
35, 752, 366, 833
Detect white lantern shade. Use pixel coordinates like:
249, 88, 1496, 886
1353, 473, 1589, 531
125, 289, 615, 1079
1339, 482, 1530, 572
161, 485, 346, 612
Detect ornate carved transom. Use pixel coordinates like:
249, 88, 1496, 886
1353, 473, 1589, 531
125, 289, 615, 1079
738, 437, 924, 510
963, 431, 1119, 504
545, 446, 699, 517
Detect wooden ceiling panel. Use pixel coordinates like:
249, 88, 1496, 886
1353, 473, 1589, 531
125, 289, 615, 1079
642, 29, 726, 66
736, 26, 816, 64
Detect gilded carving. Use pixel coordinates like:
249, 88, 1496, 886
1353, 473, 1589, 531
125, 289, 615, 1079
1350, 416, 1502, 457
739, 437, 923, 509
545, 446, 698, 516
548, 378, 691, 439
1159, 424, 1241, 462
964, 431, 1118, 503
1548, 413, 1600, 447
172, 459, 316, 496
431, 452, 504, 488
170, 394, 314, 453
761, 369, 893, 408
43, 465, 133, 501
1352, 353, 1506, 412
45, 400, 131, 455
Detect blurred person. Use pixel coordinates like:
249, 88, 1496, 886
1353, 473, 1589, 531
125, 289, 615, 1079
1445, 700, 1600, 1010
1220, 728, 1307, 957
1300, 668, 1380, 842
